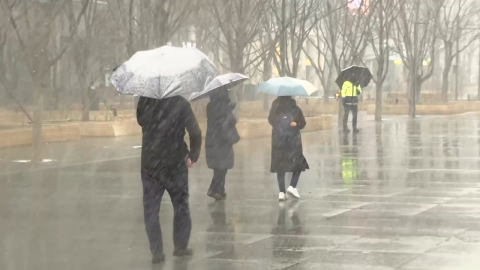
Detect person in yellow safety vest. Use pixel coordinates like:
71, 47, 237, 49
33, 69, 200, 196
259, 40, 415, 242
341, 81, 361, 133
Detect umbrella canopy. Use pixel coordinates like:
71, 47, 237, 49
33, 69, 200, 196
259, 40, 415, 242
189, 73, 249, 102
335, 65, 372, 89
109, 46, 218, 99
257, 77, 317, 97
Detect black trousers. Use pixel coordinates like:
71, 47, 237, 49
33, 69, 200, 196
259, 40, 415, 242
141, 163, 191, 255
343, 104, 358, 130
208, 169, 228, 194
277, 171, 301, 193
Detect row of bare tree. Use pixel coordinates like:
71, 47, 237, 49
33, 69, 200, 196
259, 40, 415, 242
0, 0, 479, 160
104, 0, 480, 118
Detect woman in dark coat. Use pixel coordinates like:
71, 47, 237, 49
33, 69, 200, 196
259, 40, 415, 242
206, 88, 240, 200
268, 96, 309, 201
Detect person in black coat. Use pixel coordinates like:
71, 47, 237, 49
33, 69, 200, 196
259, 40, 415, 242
268, 96, 309, 201
136, 96, 202, 263
205, 88, 240, 200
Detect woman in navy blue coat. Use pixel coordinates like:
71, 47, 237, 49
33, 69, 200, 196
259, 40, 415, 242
205, 89, 240, 200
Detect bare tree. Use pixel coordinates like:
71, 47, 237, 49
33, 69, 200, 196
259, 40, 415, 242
143, 0, 197, 47
392, 0, 441, 117
437, 0, 479, 102
303, 23, 332, 103
365, 0, 401, 121
192, 7, 215, 53
259, 16, 277, 109
270, 0, 324, 78
207, 0, 266, 73
105, 0, 133, 57
205, 0, 268, 104
0, 4, 29, 119
322, 2, 373, 74
302, 1, 359, 103
107, 0, 197, 57
71, 2, 113, 121
5, 0, 89, 161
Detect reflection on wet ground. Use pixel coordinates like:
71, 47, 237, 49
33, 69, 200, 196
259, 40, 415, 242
2, 114, 480, 269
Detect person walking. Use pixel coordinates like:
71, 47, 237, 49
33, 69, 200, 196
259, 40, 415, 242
206, 88, 240, 200
137, 96, 202, 264
341, 80, 362, 133
268, 96, 309, 201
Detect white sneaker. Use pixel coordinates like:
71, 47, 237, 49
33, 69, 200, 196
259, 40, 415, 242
279, 192, 287, 201
287, 186, 300, 199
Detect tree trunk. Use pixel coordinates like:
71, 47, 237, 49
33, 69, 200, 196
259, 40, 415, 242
230, 58, 245, 117
409, 0, 419, 118
52, 63, 60, 110
408, 77, 416, 118
415, 77, 421, 104
324, 60, 334, 104
441, 61, 451, 103
375, 0, 385, 122
82, 87, 90, 121
82, 109, 90, 121
442, 43, 453, 103
127, 0, 135, 56
263, 55, 272, 110
338, 98, 344, 131
375, 82, 383, 122
32, 87, 45, 163
279, 0, 287, 76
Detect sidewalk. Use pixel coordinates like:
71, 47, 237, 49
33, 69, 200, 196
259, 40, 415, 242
2, 113, 480, 270
0, 112, 405, 176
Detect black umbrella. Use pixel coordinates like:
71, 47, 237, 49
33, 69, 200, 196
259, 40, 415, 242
335, 65, 372, 89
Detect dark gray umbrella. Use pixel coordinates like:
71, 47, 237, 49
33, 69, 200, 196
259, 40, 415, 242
189, 73, 249, 101
109, 46, 218, 99
335, 65, 372, 89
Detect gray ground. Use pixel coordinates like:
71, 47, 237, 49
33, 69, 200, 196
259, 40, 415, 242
2, 114, 480, 270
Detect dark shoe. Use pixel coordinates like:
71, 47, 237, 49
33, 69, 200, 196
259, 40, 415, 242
217, 192, 227, 201
353, 129, 360, 133
151, 253, 165, 264
208, 191, 227, 201
343, 128, 351, 133
173, 248, 194, 257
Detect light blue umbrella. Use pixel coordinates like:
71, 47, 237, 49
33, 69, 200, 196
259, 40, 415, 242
257, 77, 317, 96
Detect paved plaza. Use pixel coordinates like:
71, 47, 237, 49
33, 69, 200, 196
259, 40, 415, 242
2, 114, 480, 269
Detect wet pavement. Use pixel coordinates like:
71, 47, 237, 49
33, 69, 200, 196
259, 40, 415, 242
2, 114, 480, 269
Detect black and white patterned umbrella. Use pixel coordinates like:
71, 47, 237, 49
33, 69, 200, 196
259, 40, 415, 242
109, 46, 218, 99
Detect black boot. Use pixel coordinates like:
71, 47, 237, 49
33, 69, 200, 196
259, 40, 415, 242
208, 191, 227, 201
173, 248, 194, 257
151, 253, 165, 264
